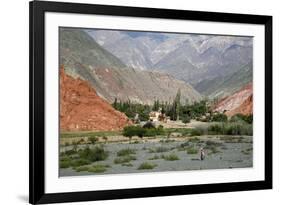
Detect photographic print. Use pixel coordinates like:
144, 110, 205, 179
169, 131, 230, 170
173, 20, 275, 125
30, 1, 272, 203
59, 27, 253, 176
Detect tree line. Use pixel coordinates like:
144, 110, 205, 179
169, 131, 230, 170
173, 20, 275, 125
112, 89, 211, 123
112, 89, 253, 125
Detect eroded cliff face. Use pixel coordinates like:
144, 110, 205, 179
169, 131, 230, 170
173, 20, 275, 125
60, 66, 131, 132
214, 83, 253, 117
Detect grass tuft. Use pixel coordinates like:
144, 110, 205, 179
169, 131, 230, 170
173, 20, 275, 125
138, 162, 157, 170
186, 147, 198, 154
149, 146, 170, 153
162, 153, 179, 161
114, 155, 136, 164
117, 148, 136, 156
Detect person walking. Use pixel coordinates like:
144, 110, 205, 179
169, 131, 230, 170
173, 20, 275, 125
200, 147, 205, 161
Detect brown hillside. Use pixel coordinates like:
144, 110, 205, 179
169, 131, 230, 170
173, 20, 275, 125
214, 83, 253, 117
226, 94, 253, 117
60, 66, 131, 131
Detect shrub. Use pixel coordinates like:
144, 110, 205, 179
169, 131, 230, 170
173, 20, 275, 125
181, 115, 191, 124
160, 139, 175, 143
241, 150, 249, 155
75, 164, 109, 173
102, 136, 108, 142
241, 148, 252, 155
78, 138, 85, 144
211, 113, 228, 122
244, 114, 253, 124
138, 162, 157, 170
78, 145, 108, 162
205, 145, 220, 155
123, 126, 144, 138
162, 153, 179, 161
145, 127, 164, 137
74, 165, 89, 172
117, 148, 136, 156
123, 126, 137, 138
205, 140, 222, 146
87, 164, 109, 173
149, 146, 170, 153
226, 124, 243, 135
61, 148, 77, 156
88, 136, 98, 144
114, 155, 136, 164
219, 136, 245, 143
190, 129, 202, 136
208, 124, 224, 134
230, 114, 253, 124
72, 143, 78, 152
121, 163, 133, 167
71, 158, 91, 167
158, 125, 164, 129
129, 140, 140, 144
148, 155, 160, 160
189, 137, 200, 143
226, 123, 252, 135
59, 156, 72, 168
186, 147, 198, 154
123, 125, 165, 138
143, 121, 155, 129
208, 123, 252, 136
178, 141, 190, 148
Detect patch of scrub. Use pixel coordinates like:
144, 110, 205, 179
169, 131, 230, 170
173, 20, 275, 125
59, 136, 253, 176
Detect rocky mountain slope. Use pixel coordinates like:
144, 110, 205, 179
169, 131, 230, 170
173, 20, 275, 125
213, 83, 253, 117
88, 29, 253, 97
195, 61, 252, 98
154, 37, 252, 86
60, 28, 126, 78
89, 67, 202, 104
60, 28, 202, 104
87, 30, 161, 70
60, 66, 131, 132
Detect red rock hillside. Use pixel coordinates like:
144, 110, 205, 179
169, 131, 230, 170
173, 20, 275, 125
214, 83, 253, 117
60, 66, 131, 131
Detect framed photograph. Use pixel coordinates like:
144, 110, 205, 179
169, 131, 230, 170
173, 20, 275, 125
29, 0, 272, 204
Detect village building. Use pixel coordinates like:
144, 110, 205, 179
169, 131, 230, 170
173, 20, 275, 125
149, 108, 168, 123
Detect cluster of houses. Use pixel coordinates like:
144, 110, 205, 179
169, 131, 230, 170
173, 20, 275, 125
133, 108, 169, 124
149, 110, 168, 122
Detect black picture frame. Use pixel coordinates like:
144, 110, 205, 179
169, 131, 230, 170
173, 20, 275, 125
29, 0, 272, 204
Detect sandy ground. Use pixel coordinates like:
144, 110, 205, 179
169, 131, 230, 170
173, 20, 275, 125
158, 119, 212, 129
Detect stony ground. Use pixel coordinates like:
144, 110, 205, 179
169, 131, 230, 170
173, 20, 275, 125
60, 135, 253, 177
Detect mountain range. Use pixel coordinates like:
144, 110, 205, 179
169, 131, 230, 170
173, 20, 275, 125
60, 28, 202, 105
88, 29, 253, 98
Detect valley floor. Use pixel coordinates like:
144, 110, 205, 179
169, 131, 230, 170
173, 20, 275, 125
59, 135, 253, 177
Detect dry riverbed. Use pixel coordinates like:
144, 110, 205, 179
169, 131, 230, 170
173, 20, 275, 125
60, 135, 253, 176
